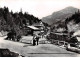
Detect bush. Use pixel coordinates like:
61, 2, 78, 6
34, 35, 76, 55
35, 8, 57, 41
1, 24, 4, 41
16, 35, 22, 42
0, 49, 19, 57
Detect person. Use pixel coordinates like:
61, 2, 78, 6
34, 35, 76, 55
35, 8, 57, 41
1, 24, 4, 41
33, 34, 36, 46
35, 34, 40, 45
41, 31, 44, 38
5, 32, 11, 40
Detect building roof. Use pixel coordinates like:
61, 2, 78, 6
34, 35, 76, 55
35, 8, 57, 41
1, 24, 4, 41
27, 26, 40, 30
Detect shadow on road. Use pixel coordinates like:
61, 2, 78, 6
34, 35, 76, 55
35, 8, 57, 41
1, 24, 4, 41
28, 53, 73, 54
23, 44, 33, 47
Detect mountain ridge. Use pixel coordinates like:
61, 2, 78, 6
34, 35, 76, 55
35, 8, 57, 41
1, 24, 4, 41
42, 6, 79, 25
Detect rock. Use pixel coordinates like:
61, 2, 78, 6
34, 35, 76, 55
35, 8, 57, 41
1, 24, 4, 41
0, 48, 22, 57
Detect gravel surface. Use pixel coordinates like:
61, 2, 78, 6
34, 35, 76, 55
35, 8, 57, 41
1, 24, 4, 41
0, 36, 80, 57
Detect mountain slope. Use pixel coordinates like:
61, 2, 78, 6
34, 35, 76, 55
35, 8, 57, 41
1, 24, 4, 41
42, 6, 79, 25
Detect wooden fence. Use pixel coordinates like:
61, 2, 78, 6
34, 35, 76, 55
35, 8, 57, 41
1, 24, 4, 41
20, 39, 51, 44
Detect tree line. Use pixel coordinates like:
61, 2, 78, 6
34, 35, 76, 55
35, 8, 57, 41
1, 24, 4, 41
0, 6, 41, 36
65, 10, 80, 24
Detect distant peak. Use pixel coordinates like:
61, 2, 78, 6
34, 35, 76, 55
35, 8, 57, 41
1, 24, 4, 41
59, 6, 79, 13
64, 6, 78, 9
66, 6, 75, 8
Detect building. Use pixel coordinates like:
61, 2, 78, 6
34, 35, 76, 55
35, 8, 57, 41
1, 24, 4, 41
26, 26, 40, 36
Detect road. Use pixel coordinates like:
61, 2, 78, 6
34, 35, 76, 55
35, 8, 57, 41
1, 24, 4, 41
0, 36, 80, 57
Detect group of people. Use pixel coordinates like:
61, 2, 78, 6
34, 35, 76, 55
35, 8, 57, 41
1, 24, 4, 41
33, 34, 41, 46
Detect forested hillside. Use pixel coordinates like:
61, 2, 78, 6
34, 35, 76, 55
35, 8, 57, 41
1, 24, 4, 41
51, 10, 80, 33
65, 10, 80, 24
0, 7, 40, 36
65, 10, 80, 32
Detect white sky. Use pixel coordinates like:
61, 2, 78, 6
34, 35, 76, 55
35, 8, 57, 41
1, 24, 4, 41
0, 0, 80, 19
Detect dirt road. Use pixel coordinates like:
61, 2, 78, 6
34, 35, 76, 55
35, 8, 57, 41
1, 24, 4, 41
0, 36, 80, 57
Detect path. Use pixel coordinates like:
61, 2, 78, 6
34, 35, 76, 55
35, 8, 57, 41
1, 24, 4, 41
0, 36, 80, 57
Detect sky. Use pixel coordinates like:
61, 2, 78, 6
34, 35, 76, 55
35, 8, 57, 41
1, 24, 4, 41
0, 0, 80, 19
